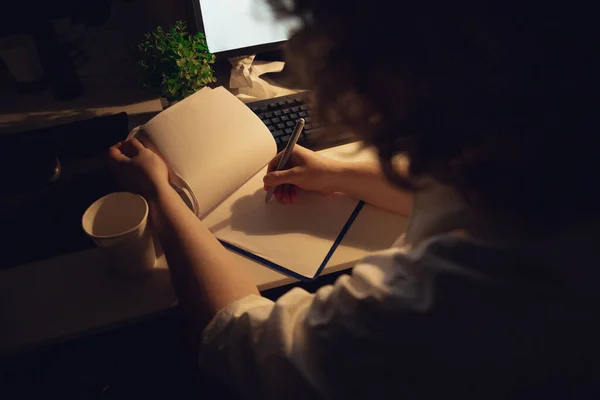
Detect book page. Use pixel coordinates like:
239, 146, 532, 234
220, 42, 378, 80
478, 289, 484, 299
203, 166, 360, 278
142, 87, 277, 216
203, 143, 408, 278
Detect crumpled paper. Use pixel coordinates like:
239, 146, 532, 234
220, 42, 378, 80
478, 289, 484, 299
228, 55, 297, 101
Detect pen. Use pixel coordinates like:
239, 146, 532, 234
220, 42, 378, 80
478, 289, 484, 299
265, 118, 305, 203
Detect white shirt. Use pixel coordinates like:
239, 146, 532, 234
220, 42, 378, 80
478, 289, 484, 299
199, 183, 600, 399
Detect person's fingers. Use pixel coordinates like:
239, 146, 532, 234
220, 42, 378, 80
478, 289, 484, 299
281, 184, 289, 204
128, 137, 146, 151
267, 146, 312, 173
119, 140, 138, 158
281, 184, 291, 204
137, 136, 154, 150
285, 184, 296, 204
263, 167, 303, 187
274, 185, 283, 202
109, 141, 124, 153
290, 185, 298, 204
108, 145, 130, 162
267, 151, 284, 174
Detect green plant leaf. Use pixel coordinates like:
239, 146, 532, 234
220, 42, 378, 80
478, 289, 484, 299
137, 20, 216, 100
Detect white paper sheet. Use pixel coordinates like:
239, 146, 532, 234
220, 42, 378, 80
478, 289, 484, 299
203, 166, 360, 278
142, 87, 277, 216
203, 143, 407, 278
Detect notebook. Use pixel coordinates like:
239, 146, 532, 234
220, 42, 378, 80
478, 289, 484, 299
128, 86, 406, 280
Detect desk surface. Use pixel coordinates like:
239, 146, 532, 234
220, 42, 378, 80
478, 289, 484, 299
0, 195, 407, 356
0, 74, 408, 356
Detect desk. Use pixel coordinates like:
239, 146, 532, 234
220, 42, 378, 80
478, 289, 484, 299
0, 66, 407, 356
0, 201, 407, 356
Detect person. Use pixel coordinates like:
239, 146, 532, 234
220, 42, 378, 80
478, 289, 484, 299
109, 1, 599, 399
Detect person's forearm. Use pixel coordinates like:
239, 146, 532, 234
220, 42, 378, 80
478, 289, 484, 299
149, 183, 259, 330
334, 162, 412, 215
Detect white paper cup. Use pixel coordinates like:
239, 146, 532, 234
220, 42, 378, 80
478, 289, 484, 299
82, 192, 156, 277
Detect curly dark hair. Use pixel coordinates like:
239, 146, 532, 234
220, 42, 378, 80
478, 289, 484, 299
270, 1, 597, 228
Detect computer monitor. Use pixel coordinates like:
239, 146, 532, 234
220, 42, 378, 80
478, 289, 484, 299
193, 0, 298, 57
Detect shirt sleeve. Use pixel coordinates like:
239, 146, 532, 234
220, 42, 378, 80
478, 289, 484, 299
199, 246, 438, 399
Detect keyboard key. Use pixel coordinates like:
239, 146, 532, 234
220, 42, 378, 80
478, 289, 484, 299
246, 96, 351, 153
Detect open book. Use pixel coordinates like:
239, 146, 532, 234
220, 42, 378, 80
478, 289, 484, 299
129, 87, 406, 280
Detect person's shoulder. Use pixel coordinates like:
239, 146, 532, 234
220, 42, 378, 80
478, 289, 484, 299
389, 232, 564, 297
367, 233, 538, 288
347, 234, 494, 309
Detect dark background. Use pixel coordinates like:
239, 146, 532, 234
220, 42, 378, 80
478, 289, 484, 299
0, 1, 326, 398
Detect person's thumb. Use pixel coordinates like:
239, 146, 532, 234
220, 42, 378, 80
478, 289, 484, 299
263, 167, 303, 187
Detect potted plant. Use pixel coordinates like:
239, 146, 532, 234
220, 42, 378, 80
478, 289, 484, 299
138, 21, 216, 106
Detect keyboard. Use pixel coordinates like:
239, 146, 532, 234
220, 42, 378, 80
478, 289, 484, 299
246, 92, 355, 152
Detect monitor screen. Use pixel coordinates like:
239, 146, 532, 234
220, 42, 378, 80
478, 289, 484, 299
197, 0, 298, 54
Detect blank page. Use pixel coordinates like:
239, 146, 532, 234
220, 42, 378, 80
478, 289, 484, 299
203, 143, 407, 279
143, 87, 277, 216
203, 166, 360, 278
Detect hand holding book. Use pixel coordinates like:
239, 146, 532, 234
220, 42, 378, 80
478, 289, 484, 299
108, 138, 170, 200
